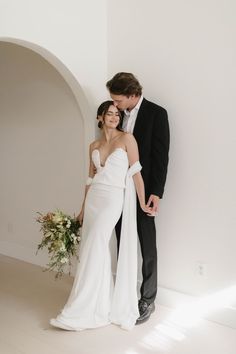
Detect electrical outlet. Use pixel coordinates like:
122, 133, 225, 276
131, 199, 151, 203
196, 262, 207, 278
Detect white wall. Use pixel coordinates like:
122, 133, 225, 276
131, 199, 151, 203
0, 42, 85, 266
108, 0, 236, 299
0, 0, 108, 107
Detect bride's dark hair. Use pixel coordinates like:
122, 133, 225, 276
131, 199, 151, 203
97, 100, 123, 131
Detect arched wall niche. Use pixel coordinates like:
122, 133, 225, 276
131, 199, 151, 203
0, 36, 95, 173
0, 37, 95, 267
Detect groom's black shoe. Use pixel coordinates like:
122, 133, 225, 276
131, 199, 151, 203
135, 299, 155, 325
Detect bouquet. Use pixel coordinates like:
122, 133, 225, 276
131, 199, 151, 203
36, 209, 81, 279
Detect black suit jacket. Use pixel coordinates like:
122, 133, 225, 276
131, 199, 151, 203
132, 98, 170, 199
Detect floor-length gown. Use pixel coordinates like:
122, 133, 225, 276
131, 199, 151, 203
50, 148, 141, 330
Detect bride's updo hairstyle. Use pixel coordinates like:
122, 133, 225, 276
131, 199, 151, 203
97, 100, 123, 131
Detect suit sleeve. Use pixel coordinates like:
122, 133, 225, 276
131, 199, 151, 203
149, 107, 170, 198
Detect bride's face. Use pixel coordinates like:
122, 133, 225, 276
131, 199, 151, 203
103, 105, 120, 129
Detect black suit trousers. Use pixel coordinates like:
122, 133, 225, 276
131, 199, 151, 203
115, 203, 157, 304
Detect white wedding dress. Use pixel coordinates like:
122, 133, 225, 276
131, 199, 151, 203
50, 148, 141, 330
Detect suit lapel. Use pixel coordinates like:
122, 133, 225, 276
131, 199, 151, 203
133, 98, 148, 139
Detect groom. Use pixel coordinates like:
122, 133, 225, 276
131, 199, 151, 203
106, 72, 170, 324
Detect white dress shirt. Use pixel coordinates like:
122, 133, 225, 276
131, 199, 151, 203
122, 96, 143, 133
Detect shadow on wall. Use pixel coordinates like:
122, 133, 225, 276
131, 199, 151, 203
0, 39, 93, 267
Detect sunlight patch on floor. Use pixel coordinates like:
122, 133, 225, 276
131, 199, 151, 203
138, 285, 236, 351
168, 285, 236, 328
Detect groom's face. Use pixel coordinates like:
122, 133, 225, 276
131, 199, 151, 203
110, 94, 135, 111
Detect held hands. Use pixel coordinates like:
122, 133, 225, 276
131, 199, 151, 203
146, 194, 160, 216
141, 203, 153, 215
147, 194, 160, 216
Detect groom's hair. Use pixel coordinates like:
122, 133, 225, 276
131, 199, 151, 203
106, 72, 142, 97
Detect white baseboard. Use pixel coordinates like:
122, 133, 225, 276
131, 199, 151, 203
0, 240, 48, 268
1, 242, 235, 329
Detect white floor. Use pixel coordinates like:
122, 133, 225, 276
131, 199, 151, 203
0, 254, 235, 354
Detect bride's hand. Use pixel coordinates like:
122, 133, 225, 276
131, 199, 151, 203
76, 209, 84, 226
141, 204, 155, 216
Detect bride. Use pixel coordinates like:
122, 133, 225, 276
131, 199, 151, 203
50, 100, 152, 331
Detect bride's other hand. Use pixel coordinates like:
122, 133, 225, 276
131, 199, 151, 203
77, 209, 84, 225
141, 204, 155, 216
147, 194, 159, 215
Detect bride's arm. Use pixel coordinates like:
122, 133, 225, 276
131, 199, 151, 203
77, 144, 95, 224
125, 134, 152, 214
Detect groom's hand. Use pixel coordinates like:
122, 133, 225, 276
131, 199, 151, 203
147, 194, 160, 216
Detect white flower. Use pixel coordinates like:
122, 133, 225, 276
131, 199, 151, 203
70, 233, 77, 244
60, 257, 68, 264
60, 244, 66, 252
66, 220, 71, 228
52, 215, 62, 223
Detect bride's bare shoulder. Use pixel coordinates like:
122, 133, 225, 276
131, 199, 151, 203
121, 132, 136, 143
90, 139, 101, 151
